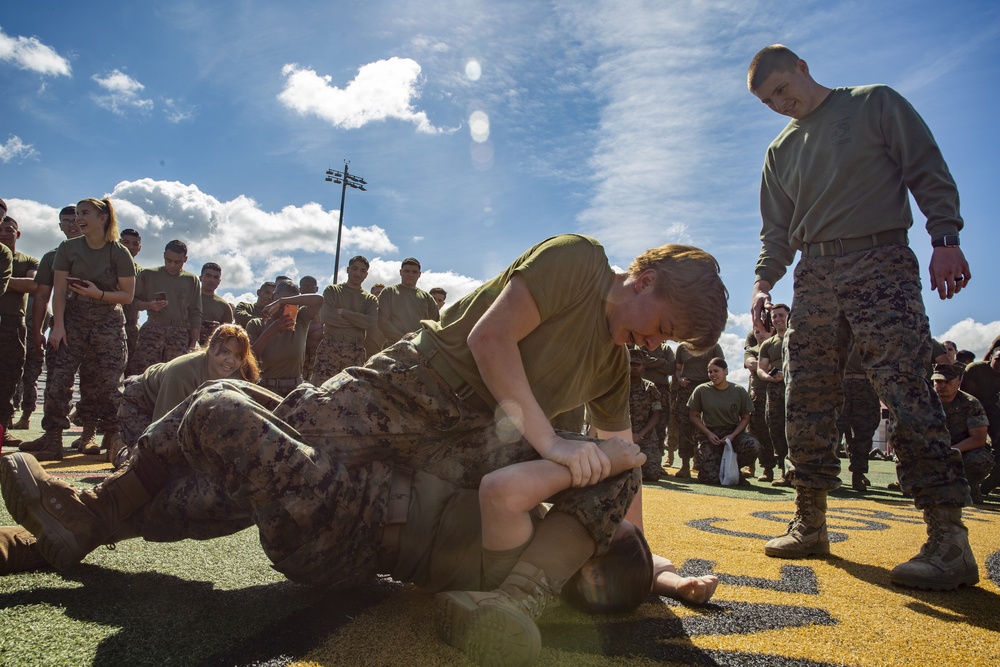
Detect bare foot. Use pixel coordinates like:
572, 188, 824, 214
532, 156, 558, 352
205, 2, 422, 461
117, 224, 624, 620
599, 437, 646, 476
675, 575, 719, 605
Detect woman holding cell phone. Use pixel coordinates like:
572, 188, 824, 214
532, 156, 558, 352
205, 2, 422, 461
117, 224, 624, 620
20, 198, 136, 460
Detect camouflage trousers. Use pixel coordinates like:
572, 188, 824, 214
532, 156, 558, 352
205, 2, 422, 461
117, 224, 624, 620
0, 322, 26, 426
696, 427, 760, 485
836, 377, 881, 474
14, 340, 43, 415
785, 244, 969, 507
962, 447, 995, 496
124, 378, 638, 589
749, 387, 775, 469
41, 302, 125, 432
673, 384, 697, 460
652, 382, 670, 451
125, 321, 139, 368
765, 381, 788, 467
119, 375, 153, 447
638, 432, 664, 481
308, 336, 366, 386
127, 322, 190, 376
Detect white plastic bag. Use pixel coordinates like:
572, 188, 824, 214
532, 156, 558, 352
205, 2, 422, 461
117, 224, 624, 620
720, 438, 739, 486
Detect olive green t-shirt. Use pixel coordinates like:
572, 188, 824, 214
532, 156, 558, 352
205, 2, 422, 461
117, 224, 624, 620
140, 351, 242, 421
688, 382, 753, 430
33, 248, 57, 288
759, 334, 784, 377
247, 309, 312, 379
743, 331, 766, 391
424, 234, 630, 432
320, 284, 378, 338
0, 244, 11, 298
641, 342, 676, 386
52, 237, 136, 292
676, 342, 725, 386
201, 293, 234, 325
377, 284, 439, 344
135, 266, 202, 329
0, 251, 40, 317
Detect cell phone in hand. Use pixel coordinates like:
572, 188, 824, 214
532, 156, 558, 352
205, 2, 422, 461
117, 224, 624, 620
153, 292, 167, 302
66, 277, 88, 288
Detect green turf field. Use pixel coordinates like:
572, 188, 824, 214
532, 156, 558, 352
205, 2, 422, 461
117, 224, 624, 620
1, 426, 998, 666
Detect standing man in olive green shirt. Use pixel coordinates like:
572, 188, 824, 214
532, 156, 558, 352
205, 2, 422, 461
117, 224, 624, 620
0, 216, 39, 447
119, 228, 143, 366
748, 44, 975, 590
247, 279, 321, 396
310, 256, 378, 385
377, 257, 439, 345
127, 240, 202, 375
198, 262, 234, 346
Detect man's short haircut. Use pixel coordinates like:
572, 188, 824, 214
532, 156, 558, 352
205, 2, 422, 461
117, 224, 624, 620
120, 228, 141, 239
59, 205, 76, 217
748, 44, 801, 92
956, 350, 976, 365
401, 257, 421, 270
709, 356, 728, 370
348, 255, 370, 269
771, 303, 790, 313
165, 239, 188, 255
562, 523, 653, 615
429, 287, 446, 298
274, 278, 300, 295
2, 216, 18, 230
629, 244, 728, 354
299, 275, 318, 286
276, 275, 291, 282
260, 281, 276, 290
201, 262, 222, 274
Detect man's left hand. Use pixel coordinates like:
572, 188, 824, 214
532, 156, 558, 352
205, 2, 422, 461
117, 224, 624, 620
929, 246, 971, 300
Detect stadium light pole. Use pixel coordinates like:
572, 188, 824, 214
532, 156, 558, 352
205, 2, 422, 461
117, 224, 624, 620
324, 162, 368, 284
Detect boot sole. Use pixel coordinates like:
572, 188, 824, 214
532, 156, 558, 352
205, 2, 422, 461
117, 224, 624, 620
764, 544, 831, 559
435, 592, 540, 667
0, 453, 86, 570
889, 569, 980, 591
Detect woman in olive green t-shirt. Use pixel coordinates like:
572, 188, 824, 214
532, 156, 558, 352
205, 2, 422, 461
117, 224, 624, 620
21, 198, 137, 459
687, 357, 761, 485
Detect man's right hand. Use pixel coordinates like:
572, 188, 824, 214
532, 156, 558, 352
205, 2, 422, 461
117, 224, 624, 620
539, 437, 612, 487
148, 299, 169, 312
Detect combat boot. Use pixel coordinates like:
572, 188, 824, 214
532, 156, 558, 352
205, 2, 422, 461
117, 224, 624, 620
0, 452, 158, 570
73, 423, 101, 455
764, 488, 829, 558
19, 430, 63, 461
757, 468, 774, 482
889, 506, 979, 591
3, 426, 22, 449
104, 432, 130, 470
436, 561, 561, 667
11, 412, 31, 430
0, 526, 50, 575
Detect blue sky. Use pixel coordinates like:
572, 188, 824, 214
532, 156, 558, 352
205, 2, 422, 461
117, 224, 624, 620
2, 0, 999, 384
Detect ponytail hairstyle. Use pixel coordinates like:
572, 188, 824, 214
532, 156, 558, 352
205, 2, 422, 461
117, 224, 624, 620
77, 198, 120, 243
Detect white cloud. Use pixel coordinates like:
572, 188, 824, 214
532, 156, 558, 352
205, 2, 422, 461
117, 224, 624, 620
1, 199, 67, 254
91, 69, 154, 115
937, 318, 1000, 360
163, 98, 194, 123
0, 27, 71, 76
0, 135, 39, 163
278, 57, 446, 133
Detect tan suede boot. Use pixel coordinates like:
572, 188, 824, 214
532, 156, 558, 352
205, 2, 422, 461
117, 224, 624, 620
104, 432, 130, 470
3, 427, 22, 449
0, 526, 50, 575
10, 413, 31, 430
436, 562, 560, 667
0, 453, 155, 570
19, 430, 63, 461
73, 423, 100, 455
889, 507, 979, 591
764, 488, 829, 558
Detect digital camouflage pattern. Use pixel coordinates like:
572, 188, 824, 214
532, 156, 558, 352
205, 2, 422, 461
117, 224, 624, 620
629, 377, 663, 481
696, 428, 760, 485
14, 339, 43, 416
308, 336, 366, 386
784, 245, 969, 508
837, 377, 881, 474
122, 376, 638, 588
941, 390, 994, 497
126, 323, 190, 376
118, 375, 152, 447
673, 384, 697, 461
41, 301, 126, 432
749, 387, 773, 469
765, 381, 788, 467
0, 322, 26, 426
